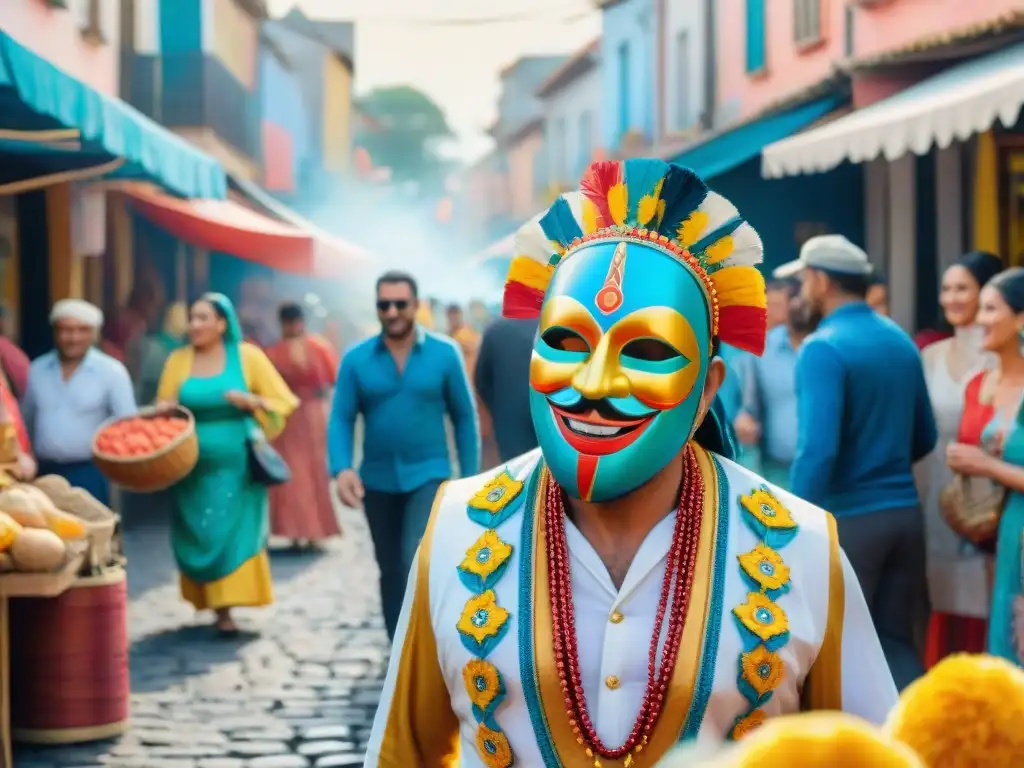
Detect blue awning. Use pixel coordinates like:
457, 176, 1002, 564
0, 30, 226, 199
668, 94, 846, 180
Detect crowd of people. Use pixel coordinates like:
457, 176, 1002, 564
719, 236, 1024, 676
2, 166, 1023, 762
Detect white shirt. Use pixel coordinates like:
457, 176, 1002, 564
365, 448, 897, 767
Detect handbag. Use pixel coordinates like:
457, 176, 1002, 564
245, 417, 291, 486
939, 472, 1005, 545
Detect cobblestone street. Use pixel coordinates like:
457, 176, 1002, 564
15, 503, 386, 768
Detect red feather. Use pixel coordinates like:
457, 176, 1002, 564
717, 306, 767, 357
579, 160, 623, 229
502, 281, 546, 319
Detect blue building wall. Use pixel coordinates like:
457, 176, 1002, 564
600, 0, 655, 151
713, 158, 864, 275
259, 47, 312, 184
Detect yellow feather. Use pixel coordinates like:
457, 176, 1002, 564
677, 211, 709, 248
607, 183, 627, 226
704, 237, 735, 266
506, 256, 555, 294
582, 199, 599, 234
655, 199, 667, 228
550, 239, 567, 256
710, 265, 767, 309
637, 194, 658, 226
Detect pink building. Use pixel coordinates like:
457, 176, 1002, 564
752, 1, 1024, 330
0, 0, 120, 96
719, 0, 1023, 121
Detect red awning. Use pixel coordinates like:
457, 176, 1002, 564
121, 183, 369, 279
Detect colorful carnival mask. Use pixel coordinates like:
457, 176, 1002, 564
502, 160, 767, 502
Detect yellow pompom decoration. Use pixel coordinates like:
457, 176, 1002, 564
885, 653, 1024, 767
726, 712, 922, 767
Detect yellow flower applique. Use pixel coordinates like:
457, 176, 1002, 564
476, 724, 514, 768
458, 590, 511, 656
738, 544, 791, 597
730, 708, 768, 740
459, 530, 514, 592
734, 592, 790, 650
467, 470, 525, 527
463, 659, 505, 715
740, 486, 798, 547
740, 645, 785, 702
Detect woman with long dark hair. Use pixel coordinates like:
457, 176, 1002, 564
920, 251, 1002, 664
157, 293, 296, 635
946, 267, 1024, 663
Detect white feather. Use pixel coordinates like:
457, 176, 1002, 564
699, 191, 763, 269
513, 191, 587, 265
513, 217, 554, 265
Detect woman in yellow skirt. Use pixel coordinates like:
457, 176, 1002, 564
157, 293, 297, 635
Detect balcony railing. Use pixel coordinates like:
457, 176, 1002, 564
125, 52, 261, 161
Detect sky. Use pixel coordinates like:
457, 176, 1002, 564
266, 0, 601, 160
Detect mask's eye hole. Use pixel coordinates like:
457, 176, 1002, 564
541, 327, 590, 354
622, 338, 681, 362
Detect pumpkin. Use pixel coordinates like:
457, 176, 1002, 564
16, 483, 56, 510
9, 528, 66, 572
0, 510, 22, 552
0, 486, 47, 528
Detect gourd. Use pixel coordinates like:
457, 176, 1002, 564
40, 508, 87, 540
0, 553, 13, 572
9, 528, 66, 572
9, 484, 86, 539
0, 486, 47, 528
0, 510, 22, 552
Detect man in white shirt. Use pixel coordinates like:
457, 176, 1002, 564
365, 160, 896, 767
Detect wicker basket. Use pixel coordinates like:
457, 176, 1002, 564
91, 405, 198, 493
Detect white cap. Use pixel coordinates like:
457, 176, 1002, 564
49, 299, 104, 328
773, 235, 873, 279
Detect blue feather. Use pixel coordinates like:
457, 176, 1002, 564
623, 158, 671, 225
657, 164, 709, 238
539, 197, 583, 250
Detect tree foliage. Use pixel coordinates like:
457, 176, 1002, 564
355, 86, 454, 189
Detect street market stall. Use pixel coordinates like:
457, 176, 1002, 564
0, 468, 124, 768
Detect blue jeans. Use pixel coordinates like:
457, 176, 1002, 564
363, 479, 445, 643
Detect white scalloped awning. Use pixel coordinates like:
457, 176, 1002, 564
762, 42, 1024, 179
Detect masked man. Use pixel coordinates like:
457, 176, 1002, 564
365, 161, 896, 767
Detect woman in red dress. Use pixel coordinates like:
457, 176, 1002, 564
265, 303, 341, 548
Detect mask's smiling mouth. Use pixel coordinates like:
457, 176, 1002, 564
549, 403, 654, 456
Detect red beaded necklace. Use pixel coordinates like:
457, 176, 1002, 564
545, 445, 705, 766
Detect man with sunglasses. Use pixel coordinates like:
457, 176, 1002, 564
328, 270, 480, 643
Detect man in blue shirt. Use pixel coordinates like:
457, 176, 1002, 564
329, 271, 479, 643
776, 235, 937, 690
735, 283, 819, 488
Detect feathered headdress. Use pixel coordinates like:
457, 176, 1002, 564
502, 159, 768, 356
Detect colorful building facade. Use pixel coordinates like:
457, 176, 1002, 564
599, 0, 656, 154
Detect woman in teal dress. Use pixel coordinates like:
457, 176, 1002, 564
946, 268, 1024, 663
157, 293, 297, 635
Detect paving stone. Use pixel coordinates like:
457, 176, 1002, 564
296, 741, 354, 757
248, 757, 311, 768
301, 725, 353, 741
225, 741, 289, 757
314, 757, 363, 768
